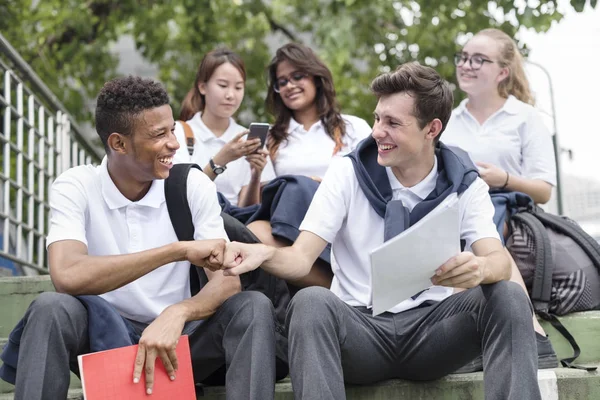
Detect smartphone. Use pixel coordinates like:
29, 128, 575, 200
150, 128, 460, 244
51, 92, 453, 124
247, 123, 270, 152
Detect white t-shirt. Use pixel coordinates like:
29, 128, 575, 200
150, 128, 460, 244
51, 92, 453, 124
46, 157, 228, 324
443, 96, 557, 186
299, 156, 500, 314
173, 112, 276, 206
273, 114, 372, 179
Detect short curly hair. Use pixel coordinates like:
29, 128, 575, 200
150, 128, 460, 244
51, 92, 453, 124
95, 76, 170, 152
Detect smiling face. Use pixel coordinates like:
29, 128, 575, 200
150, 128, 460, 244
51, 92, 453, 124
119, 104, 179, 182
199, 62, 245, 120
275, 60, 318, 115
372, 92, 440, 170
456, 34, 509, 98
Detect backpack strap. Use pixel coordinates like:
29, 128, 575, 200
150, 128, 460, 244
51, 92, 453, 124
164, 163, 208, 296
178, 120, 195, 156
536, 311, 597, 371
511, 212, 554, 308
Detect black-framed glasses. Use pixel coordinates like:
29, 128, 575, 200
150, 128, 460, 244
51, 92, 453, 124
273, 72, 309, 93
454, 52, 494, 70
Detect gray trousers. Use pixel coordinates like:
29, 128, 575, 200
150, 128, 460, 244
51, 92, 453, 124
14, 290, 278, 400
286, 282, 542, 400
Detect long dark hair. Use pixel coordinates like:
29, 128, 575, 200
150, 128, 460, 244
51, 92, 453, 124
265, 43, 346, 160
179, 48, 246, 121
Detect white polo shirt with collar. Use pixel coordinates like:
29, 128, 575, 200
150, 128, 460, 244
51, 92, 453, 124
173, 112, 276, 206
273, 114, 372, 179
299, 155, 500, 314
46, 157, 228, 324
443, 95, 556, 186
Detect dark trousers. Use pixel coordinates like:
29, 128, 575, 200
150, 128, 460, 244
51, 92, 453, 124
286, 282, 542, 400
13, 291, 279, 400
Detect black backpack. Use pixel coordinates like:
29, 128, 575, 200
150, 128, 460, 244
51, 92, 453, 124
163, 163, 291, 327
506, 197, 600, 370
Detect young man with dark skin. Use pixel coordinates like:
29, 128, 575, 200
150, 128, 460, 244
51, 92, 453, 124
222, 63, 542, 400
0, 76, 277, 400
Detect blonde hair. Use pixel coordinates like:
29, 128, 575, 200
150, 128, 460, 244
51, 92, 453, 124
476, 29, 534, 105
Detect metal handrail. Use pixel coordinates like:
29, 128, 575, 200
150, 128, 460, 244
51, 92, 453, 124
0, 33, 103, 275
0, 33, 102, 162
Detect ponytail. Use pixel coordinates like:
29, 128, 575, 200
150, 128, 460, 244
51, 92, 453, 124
179, 87, 204, 121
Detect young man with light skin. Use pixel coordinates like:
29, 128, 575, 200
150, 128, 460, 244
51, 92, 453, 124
3, 77, 278, 400
222, 63, 542, 399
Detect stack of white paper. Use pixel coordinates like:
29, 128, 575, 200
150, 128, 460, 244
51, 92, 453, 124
370, 194, 460, 316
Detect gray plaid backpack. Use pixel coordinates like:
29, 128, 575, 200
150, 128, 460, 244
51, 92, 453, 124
506, 200, 600, 370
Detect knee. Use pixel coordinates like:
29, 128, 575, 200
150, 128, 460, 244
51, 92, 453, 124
484, 281, 532, 320
28, 292, 85, 322
247, 220, 274, 244
286, 287, 338, 332
227, 291, 274, 324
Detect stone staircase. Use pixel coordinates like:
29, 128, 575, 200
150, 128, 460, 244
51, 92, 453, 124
1, 276, 599, 399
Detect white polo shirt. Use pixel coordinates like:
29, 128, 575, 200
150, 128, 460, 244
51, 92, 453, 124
443, 96, 556, 186
299, 156, 500, 313
46, 157, 228, 324
273, 114, 372, 179
173, 112, 276, 206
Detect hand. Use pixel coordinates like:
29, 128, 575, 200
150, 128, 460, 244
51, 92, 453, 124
430, 251, 485, 289
133, 306, 186, 395
310, 176, 322, 183
476, 162, 508, 189
213, 130, 261, 166
246, 149, 268, 179
222, 242, 272, 276
186, 239, 226, 271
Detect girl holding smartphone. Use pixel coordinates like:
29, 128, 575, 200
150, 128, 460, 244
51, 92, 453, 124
248, 43, 372, 287
174, 48, 274, 207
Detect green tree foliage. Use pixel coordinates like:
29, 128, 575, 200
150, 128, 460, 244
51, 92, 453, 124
1, 0, 595, 127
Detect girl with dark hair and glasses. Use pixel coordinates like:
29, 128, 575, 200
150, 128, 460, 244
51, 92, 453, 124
247, 43, 371, 288
264, 42, 371, 180
173, 48, 275, 207
443, 28, 558, 372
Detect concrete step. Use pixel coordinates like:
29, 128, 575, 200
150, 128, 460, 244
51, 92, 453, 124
0, 390, 82, 400
0, 276, 54, 338
539, 311, 600, 365
2, 368, 595, 400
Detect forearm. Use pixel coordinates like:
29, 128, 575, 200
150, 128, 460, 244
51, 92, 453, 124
504, 174, 552, 204
478, 249, 511, 284
170, 273, 241, 321
51, 242, 188, 295
237, 178, 261, 207
261, 244, 314, 281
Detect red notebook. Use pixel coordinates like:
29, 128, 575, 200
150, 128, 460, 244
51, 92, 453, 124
77, 335, 196, 400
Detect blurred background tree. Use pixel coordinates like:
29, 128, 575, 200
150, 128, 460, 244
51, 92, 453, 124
1, 0, 595, 132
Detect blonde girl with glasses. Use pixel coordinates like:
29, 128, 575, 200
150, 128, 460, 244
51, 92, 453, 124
445, 29, 556, 203
443, 28, 558, 372
173, 48, 275, 207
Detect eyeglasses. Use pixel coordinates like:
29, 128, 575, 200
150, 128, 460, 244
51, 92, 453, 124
454, 53, 494, 70
273, 72, 309, 93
